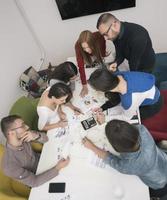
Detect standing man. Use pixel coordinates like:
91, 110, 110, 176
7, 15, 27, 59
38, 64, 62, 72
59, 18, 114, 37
97, 13, 155, 73
83, 119, 167, 200
0, 115, 70, 187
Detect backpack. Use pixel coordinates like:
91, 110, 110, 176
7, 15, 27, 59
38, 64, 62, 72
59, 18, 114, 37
20, 66, 48, 98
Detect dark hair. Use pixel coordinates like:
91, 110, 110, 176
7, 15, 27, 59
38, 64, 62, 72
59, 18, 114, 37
96, 13, 118, 29
76, 30, 104, 66
105, 91, 120, 104
1, 115, 21, 137
88, 69, 119, 92
48, 62, 78, 83
105, 120, 139, 152
48, 82, 72, 103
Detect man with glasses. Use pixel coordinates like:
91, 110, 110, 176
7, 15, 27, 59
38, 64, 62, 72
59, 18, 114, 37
97, 13, 155, 73
0, 115, 69, 187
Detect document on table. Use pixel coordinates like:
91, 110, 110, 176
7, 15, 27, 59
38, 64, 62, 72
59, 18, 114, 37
87, 151, 107, 169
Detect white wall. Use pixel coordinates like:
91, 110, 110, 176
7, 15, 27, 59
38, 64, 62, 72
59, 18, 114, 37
0, 0, 167, 143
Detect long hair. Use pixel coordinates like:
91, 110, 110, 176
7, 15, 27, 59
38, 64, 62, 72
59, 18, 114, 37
48, 62, 78, 83
77, 30, 104, 66
48, 82, 72, 103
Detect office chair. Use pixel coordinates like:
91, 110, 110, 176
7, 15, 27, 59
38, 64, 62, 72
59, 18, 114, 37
142, 90, 167, 141
9, 96, 43, 152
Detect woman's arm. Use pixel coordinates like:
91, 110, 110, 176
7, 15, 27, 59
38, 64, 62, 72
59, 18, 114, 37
37, 107, 67, 131
75, 42, 87, 85
65, 102, 83, 115
57, 105, 67, 120
40, 121, 68, 131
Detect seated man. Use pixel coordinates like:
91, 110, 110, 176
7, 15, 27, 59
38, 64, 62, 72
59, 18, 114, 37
0, 115, 69, 187
88, 69, 161, 120
83, 116, 167, 199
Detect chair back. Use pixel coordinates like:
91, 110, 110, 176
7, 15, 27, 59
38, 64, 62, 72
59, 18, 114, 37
9, 96, 39, 131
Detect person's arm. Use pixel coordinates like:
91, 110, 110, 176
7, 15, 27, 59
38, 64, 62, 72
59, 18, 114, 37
75, 42, 89, 97
113, 41, 125, 67
82, 138, 125, 172
82, 137, 109, 159
57, 105, 67, 120
75, 42, 87, 85
105, 92, 149, 123
20, 131, 48, 144
37, 107, 67, 131
65, 102, 83, 115
5, 158, 70, 187
39, 121, 68, 132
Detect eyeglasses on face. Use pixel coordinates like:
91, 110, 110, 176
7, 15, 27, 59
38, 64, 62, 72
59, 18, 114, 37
102, 24, 112, 36
10, 123, 28, 131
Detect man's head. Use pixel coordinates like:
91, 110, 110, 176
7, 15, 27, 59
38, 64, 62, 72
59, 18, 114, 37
105, 120, 140, 153
1, 115, 29, 142
88, 69, 119, 92
97, 13, 120, 41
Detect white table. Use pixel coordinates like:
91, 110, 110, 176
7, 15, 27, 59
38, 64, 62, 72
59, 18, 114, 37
28, 66, 149, 200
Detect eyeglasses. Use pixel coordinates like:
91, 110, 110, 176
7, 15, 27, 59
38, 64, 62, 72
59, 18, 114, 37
102, 24, 112, 36
10, 123, 28, 131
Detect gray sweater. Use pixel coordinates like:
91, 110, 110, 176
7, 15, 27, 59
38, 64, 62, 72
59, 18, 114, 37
2, 132, 58, 187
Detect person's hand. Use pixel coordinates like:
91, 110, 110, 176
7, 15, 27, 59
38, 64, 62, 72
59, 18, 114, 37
59, 111, 67, 121
20, 130, 39, 142
57, 120, 68, 128
82, 137, 95, 150
95, 111, 105, 125
55, 157, 70, 171
57, 106, 67, 120
72, 106, 84, 115
91, 107, 103, 114
108, 62, 117, 72
80, 85, 88, 97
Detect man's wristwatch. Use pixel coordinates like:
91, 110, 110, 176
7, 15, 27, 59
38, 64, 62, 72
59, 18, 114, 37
35, 132, 41, 140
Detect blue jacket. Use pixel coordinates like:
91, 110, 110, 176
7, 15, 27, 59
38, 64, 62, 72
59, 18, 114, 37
116, 71, 160, 110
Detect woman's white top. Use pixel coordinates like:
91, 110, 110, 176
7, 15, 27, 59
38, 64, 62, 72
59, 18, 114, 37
37, 87, 59, 130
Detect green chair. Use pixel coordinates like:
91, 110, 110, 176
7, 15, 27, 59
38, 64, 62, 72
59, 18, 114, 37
9, 96, 43, 152
0, 144, 30, 200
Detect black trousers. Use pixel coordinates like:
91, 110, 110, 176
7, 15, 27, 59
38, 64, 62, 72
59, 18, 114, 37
149, 184, 167, 198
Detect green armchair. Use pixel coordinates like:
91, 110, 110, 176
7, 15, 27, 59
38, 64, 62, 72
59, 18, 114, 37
9, 96, 43, 152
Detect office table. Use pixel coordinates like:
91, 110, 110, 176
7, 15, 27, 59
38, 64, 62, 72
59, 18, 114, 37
28, 66, 149, 200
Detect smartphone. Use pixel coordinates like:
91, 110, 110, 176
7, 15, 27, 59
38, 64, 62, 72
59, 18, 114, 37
48, 182, 66, 193
81, 117, 97, 130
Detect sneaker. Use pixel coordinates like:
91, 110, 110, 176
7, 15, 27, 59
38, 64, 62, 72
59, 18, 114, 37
158, 140, 167, 152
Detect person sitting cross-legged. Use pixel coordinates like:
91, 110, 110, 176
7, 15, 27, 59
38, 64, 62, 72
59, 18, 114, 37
0, 115, 69, 187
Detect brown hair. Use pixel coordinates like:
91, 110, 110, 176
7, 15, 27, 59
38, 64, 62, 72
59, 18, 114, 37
1, 115, 21, 137
77, 30, 104, 66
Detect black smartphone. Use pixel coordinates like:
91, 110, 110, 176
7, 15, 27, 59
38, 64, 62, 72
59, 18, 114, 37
81, 117, 97, 130
48, 182, 66, 193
